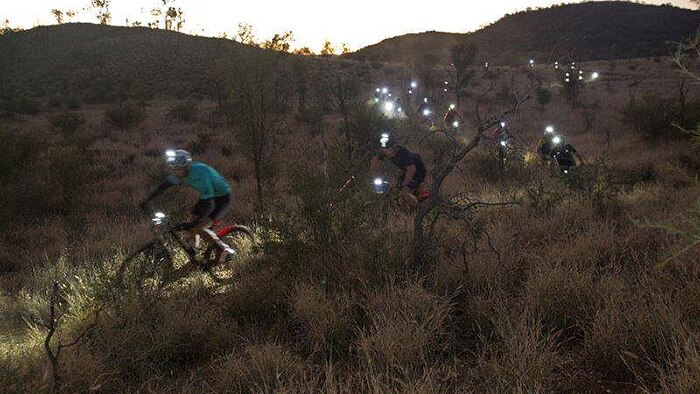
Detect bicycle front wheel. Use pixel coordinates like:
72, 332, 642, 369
114, 241, 171, 297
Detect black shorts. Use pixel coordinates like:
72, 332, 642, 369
191, 194, 232, 222
401, 167, 426, 191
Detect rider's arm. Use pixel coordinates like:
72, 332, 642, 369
144, 176, 178, 204
402, 164, 417, 190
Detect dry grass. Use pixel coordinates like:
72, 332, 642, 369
1, 56, 700, 393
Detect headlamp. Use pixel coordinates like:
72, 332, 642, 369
380, 133, 390, 148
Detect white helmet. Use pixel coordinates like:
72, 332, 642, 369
165, 149, 192, 169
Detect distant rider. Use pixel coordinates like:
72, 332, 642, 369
443, 104, 463, 130
550, 138, 585, 173
141, 149, 234, 265
537, 126, 557, 162
370, 133, 428, 208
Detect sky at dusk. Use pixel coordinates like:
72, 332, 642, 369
1, 0, 697, 51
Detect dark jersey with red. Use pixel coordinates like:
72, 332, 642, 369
379, 146, 426, 189
551, 143, 578, 167
444, 109, 460, 124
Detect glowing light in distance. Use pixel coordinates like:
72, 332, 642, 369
381, 87, 388, 94
375, 88, 380, 92
444, 81, 449, 85
410, 81, 417, 88
449, 104, 455, 110
591, 72, 599, 80
453, 121, 459, 127
423, 109, 431, 116
408, 90, 413, 94
545, 126, 554, 133
374, 178, 384, 186
500, 121, 507, 128
384, 102, 394, 111
552, 136, 562, 145
500, 141, 507, 147
155, 212, 166, 219
166, 150, 176, 157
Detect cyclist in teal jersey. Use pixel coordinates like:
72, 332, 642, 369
142, 149, 234, 264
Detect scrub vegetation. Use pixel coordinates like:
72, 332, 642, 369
1, 7, 700, 393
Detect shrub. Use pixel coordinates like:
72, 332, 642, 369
535, 86, 552, 109
11, 96, 40, 115
167, 100, 198, 123
357, 283, 451, 380
473, 310, 562, 393
105, 101, 145, 130
50, 111, 86, 135
622, 94, 700, 141
213, 343, 305, 393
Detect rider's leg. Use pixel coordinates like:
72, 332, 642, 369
204, 194, 234, 264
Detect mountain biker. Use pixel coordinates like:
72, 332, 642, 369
369, 133, 428, 208
443, 104, 463, 130
141, 149, 234, 266
550, 138, 585, 173
537, 126, 557, 162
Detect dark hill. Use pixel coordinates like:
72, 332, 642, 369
349, 2, 700, 65
0, 23, 271, 99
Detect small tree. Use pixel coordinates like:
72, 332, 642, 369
223, 51, 291, 214
535, 86, 551, 110
320, 40, 335, 56
51, 9, 64, 24
262, 31, 294, 52
449, 42, 478, 107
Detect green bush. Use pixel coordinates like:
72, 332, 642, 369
51, 111, 86, 135
11, 96, 40, 115
167, 100, 198, 123
105, 101, 145, 130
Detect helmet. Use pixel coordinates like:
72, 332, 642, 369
165, 149, 192, 169
379, 132, 396, 149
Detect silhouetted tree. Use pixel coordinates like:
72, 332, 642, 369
236, 22, 257, 45
262, 31, 294, 52
294, 47, 314, 56
320, 40, 335, 56
90, 0, 111, 25
51, 9, 64, 24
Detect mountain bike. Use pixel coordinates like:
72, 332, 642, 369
115, 209, 256, 295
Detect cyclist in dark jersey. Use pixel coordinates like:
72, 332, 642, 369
550, 140, 585, 173
370, 133, 427, 207
142, 149, 234, 264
